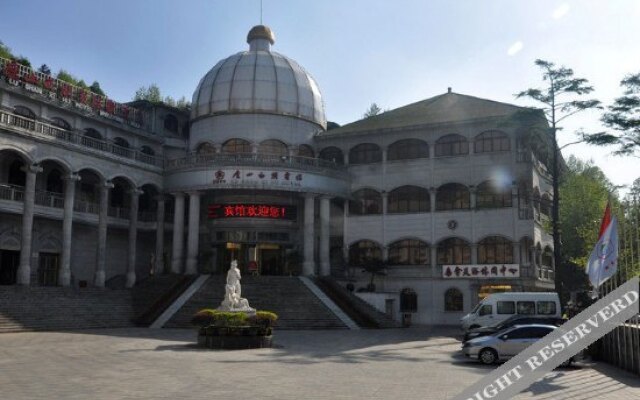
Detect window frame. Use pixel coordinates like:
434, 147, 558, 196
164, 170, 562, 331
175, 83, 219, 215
436, 183, 470, 210
497, 301, 516, 315
349, 143, 382, 165
387, 139, 429, 161
387, 186, 430, 213
444, 288, 464, 312
474, 130, 511, 153
435, 134, 469, 157
388, 239, 429, 265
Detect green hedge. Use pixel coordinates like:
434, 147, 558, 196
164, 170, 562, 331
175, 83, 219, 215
191, 309, 278, 328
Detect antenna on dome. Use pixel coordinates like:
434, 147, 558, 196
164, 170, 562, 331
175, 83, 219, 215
260, 0, 263, 24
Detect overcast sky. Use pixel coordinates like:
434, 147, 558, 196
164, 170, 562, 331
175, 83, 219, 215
2, 0, 639, 192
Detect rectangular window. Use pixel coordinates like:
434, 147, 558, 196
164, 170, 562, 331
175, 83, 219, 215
537, 301, 557, 315
479, 304, 493, 316
517, 301, 536, 315
497, 301, 515, 314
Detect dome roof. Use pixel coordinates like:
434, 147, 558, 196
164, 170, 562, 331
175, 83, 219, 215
191, 26, 326, 129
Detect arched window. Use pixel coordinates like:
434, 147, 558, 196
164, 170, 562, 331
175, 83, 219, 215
348, 240, 382, 266
196, 143, 216, 154
222, 138, 251, 153
476, 181, 512, 209
259, 139, 288, 156
388, 239, 429, 265
437, 238, 471, 265
388, 186, 430, 213
532, 188, 541, 218
140, 146, 155, 156
84, 128, 103, 140
298, 145, 314, 158
349, 189, 382, 215
478, 236, 514, 264
540, 193, 551, 217
46, 169, 64, 193
164, 114, 178, 133
519, 237, 533, 265
113, 137, 130, 148
14, 106, 36, 119
349, 143, 382, 165
542, 246, 553, 268
444, 288, 463, 312
387, 139, 429, 161
436, 183, 470, 210
474, 130, 510, 153
50, 117, 71, 130
319, 147, 344, 165
8, 159, 26, 186
435, 134, 468, 157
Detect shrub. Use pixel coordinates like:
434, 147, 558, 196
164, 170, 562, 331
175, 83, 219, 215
249, 311, 278, 327
191, 309, 278, 328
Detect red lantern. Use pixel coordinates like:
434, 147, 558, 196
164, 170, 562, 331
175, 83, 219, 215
3, 61, 20, 80
43, 76, 54, 90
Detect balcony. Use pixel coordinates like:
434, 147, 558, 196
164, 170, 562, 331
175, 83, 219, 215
165, 152, 347, 175
0, 110, 163, 168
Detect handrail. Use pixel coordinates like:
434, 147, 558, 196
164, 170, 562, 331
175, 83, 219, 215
0, 110, 163, 167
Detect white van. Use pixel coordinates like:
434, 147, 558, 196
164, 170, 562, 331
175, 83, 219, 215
461, 292, 561, 331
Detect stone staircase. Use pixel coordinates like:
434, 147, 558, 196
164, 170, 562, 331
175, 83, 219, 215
0, 286, 135, 333
132, 274, 195, 326
165, 276, 348, 330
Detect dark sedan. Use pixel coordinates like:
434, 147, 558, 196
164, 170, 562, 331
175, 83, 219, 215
463, 315, 564, 342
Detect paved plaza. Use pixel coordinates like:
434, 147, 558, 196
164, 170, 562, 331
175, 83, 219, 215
0, 327, 638, 400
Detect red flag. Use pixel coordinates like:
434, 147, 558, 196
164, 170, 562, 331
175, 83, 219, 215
598, 202, 611, 239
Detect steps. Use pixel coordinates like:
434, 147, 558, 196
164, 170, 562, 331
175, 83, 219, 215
0, 286, 135, 333
132, 274, 196, 326
165, 276, 348, 330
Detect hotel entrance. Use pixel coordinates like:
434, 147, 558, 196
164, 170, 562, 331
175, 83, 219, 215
218, 242, 287, 276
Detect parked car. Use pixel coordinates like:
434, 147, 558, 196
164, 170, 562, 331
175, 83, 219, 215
461, 292, 561, 331
463, 315, 564, 342
462, 324, 574, 366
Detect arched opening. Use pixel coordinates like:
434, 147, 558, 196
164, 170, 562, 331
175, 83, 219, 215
400, 288, 418, 312
140, 146, 155, 156
388, 185, 430, 213
37, 160, 68, 208
476, 180, 512, 209
164, 114, 178, 133
113, 137, 130, 148
50, 117, 71, 130
112, 137, 131, 158
82, 128, 106, 151
196, 142, 216, 155
437, 238, 471, 265
45, 169, 64, 194
75, 169, 102, 214
110, 177, 134, 219
222, 138, 251, 153
477, 236, 514, 264
298, 144, 314, 158
387, 139, 429, 161
259, 139, 288, 156
349, 188, 382, 215
138, 184, 159, 221
444, 288, 463, 312
540, 193, 552, 218
348, 240, 382, 266
84, 128, 103, 140
7, 159, 26, 187
474, 130, 510, 153
436, 183, 470, 210
349, 143, 382, 165
14, 105, 36, 119
435, 134, 468, 157
319, 146, 344, 165
388, 239, 429, 265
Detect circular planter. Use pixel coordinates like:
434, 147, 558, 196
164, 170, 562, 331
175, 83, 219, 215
197, 326, 273, 350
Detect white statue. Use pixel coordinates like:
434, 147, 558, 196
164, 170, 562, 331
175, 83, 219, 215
218, 260, 255, 313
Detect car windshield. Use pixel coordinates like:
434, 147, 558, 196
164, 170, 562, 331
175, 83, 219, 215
492, 315, 520, 329
470, 302, 483, 314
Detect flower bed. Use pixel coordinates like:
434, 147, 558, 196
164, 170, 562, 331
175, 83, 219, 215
192, 309, 278, 350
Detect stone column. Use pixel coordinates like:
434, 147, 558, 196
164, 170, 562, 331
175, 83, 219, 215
17, 164, 41, 285
59, 172, 80, 287
125, 188, 142, 288
302, 193, 316, 276
430, 245, 438, 277
171, 193, 185, 274
154, 195, 166, 275
469, 185, 477, 209
319, 196, 331, 276
94, 181, 112, 287
381, 191, 388, 214
429, 187, 437, 213
471, 244, 478, 264
185, 191, 201, 275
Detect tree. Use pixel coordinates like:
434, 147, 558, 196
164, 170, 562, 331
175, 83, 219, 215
56, 69, 78, 85
163, 96, 176, 107
15, 56, 31, 67
134, 84, 162, 102
89, 81, 105, 96
0, 41, 13, 59
586, 73, 640, 157
38, 64, 51, 76
176, 96, 190, 109
515, 59, 602, 297
363, 103, 382, 118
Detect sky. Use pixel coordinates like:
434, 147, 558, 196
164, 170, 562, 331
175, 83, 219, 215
2, 0, 639, 193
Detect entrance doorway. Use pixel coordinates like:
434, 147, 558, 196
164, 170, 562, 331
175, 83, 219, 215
0, 250, 20, 285
218, 243, 286, 275
38, 253, 60, 286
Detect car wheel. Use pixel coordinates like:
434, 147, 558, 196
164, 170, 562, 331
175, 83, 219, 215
479, 348, 498, 365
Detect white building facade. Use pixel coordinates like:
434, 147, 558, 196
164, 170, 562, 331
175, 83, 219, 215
0, 26, 555, 324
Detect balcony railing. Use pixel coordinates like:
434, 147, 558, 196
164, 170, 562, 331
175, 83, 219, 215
165, 152, 347, 174
74, 200, 100, 214
0, 184, 24, 202
0, 110, 163, 167
35, 190, 64, 208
